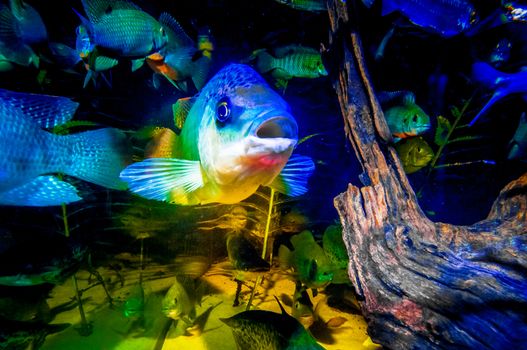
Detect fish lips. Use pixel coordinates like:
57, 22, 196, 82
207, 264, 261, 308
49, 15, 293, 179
414, 123, 431, 135
245, 113, 298, 160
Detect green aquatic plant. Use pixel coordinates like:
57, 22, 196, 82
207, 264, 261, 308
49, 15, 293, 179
416, 98, 494, 196
246, 188, 278, 310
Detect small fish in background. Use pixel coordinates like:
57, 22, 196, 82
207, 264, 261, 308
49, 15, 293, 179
279, 208, 310, 234
489, 38, 512, 67
290, 284, 316, 329
362, 0, 478, 38
75, 24, 118, 88
273, 0, 327, 12
379, 91, 431, 141
249, 45, 328, 91
226, 232, 270, 272
279, 230, 334, 289
8, 0, 48, 45
120, 64, 315, 205
469, 61, 527, 126
161, 275, 204, 326
0, 4, 40, 69
46, 42, 82, 71
395, 136, 434, 174
123, 282, 145, 321
322, 224, 350, 284
146, 13, 212, 92
503, 1, 527, 23
74, 0, 167, 72
197, 206, 249, 232
322, 224, 347, 270
0, 317, 70, 350
220, 297, 325, 350
508, 112, 527, 162
0, 88, 131, 206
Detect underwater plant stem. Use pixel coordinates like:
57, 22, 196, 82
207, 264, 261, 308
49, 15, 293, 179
72, 274, 93, 336
246, 189, 276, 310
418, 98, 473, 197
262, 188, 275, 260
73, 276, 86, 323
246, 275, 262, 311
429, 98, 472, 173
139, 238, 144, 284
62, 203, 70, 237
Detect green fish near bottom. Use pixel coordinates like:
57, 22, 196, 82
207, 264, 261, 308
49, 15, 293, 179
123, 282, 145, 320
279, 230, 334, 289
220, 298, 325, 350
395, 136, 434, 174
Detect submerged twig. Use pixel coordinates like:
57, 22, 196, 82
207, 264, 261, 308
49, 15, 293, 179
246, 189, 277, 310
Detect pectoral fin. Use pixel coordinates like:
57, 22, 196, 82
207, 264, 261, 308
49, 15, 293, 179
120, 158, 204, 202
131, 58, 145, 72
269, 154, 315, 197
0, 176, 81, 206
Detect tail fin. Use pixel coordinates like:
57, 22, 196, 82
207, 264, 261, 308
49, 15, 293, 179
191, 56, 211, 90
63, 128, 131, 190
471, 61, 503, 88
254, 50, 275, 74
469, 91, 504, 126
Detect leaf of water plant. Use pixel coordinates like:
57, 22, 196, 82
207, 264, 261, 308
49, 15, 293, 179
52, 120, 99, 135
448, 135, 483, 144
435, 116, 451, 146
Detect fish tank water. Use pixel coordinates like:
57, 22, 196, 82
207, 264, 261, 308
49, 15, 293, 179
1, 1, 526, 349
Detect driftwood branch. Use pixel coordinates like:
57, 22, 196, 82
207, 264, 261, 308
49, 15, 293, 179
327, 1, 527, 349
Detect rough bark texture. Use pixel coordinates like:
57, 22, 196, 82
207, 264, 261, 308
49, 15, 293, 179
327, 1, 527, 349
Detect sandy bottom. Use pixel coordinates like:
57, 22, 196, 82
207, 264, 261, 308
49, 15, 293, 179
41, 258, 376, 350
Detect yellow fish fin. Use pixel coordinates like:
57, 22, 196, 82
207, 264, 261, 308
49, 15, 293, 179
172, 97, 196, 132
144, 127, 178, 158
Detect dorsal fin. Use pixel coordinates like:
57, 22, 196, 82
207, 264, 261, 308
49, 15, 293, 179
274, 45, 319, 58
274, 295, 288, 315
0, 88, 79, 129
81, 0, 141, 23
0, 4, 20, 44
172, 96, 196, 132
159, 12, 194, 47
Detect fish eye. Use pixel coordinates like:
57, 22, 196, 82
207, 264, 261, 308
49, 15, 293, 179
216, 97, 231, 125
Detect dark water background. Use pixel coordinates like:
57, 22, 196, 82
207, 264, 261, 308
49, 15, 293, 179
0, 0, 526, 261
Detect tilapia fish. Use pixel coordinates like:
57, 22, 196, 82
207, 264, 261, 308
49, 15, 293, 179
0, 88, 130, 206
121, 64, 315, 205
221, 298, 325, 350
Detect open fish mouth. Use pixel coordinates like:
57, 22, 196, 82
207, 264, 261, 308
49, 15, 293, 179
245, 117, 297, 159
252, 111, 298, 140
415, 123, 431, 134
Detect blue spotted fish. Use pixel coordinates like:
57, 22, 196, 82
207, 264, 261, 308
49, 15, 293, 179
0, 89, 130, 206
363, 0, 478, 37
75, 0, 167, 71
